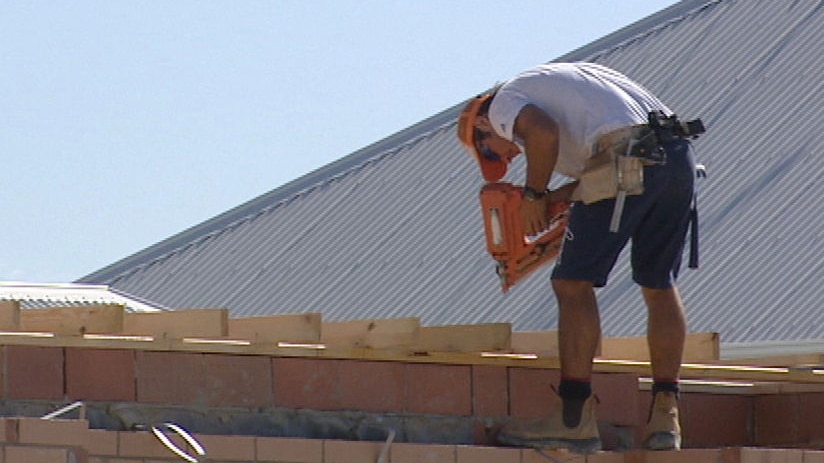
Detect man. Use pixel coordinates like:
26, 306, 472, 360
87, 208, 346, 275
458, 62, 698, 453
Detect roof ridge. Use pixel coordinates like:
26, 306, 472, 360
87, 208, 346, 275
559, 0, 724, 62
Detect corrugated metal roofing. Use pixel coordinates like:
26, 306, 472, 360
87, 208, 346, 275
80, 0, 824, 345
0, 282, 167, 312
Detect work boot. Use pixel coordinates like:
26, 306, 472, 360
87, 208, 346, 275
643, 391, 682, 450
497, 395, 601, 454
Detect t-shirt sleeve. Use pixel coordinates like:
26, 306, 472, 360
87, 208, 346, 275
488, 89, 530, 143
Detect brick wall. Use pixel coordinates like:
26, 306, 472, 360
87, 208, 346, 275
3, 344, 824, 452
1, 417, 823, 463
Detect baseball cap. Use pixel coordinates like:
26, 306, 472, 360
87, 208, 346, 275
457, 94, 508, 182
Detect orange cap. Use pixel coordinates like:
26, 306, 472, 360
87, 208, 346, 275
457, 94, 508, 182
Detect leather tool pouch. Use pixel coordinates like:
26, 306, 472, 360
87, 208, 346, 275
574, 149, 645, 204
573, 126, 656, 204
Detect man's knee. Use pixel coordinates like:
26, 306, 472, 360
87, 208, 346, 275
552, 279, 595, 303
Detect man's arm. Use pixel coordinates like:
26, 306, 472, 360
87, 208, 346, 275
513, 104, 561, 235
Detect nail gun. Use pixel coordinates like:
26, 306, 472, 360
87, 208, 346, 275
480, 182, 571, 292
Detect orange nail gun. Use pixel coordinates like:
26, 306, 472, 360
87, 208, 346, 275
480, 183, 571, 292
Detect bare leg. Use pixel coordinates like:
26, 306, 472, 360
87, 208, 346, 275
642, 286, 686, 381
552, 279, 601, 380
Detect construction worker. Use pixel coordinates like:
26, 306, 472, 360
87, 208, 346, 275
458, 62, 698, 453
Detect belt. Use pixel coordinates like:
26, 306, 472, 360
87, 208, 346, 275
594, 124, 650, 156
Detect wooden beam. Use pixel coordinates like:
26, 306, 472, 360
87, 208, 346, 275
600, 332, 720, 362
0, 300, 21, 331
123, 308, 228, 339
511, 330, 603, 357
322, 317, 420, 350
20, 305, 124, 336
228, 313, 322, 343
415, 323, 511, 353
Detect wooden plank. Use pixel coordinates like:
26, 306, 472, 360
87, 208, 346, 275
599, 332, 720, 362
228, 313, 322, 343
511, 331, 559, 356
322, 317, 420, 349
510, 330, 603, 357
20, 305, 124, 336
123, 308, 228, 339
722, 353, 824, 368
0, 300, 21, 330
415, 323, 511, 353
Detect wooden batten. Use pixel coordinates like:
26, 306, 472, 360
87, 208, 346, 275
123, 308, 228, 339
228, 312, 322, 343
20, 304, 124, 336
322, 317, 420, 350
415, 323, 511, 353
510, 330, 603, 357
0, 300, 21, 331
600, 332, 720, 362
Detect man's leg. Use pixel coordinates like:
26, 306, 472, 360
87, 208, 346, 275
642, 285, 686, 450
554, 279, 601, 381
497, 278, 602, 454
643, 286, 685, 382
553, 279, 601, 427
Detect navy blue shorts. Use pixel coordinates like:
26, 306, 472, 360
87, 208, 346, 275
551, 138, 695, 288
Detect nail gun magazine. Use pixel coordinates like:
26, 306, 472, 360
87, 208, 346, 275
480, 183, 570, 292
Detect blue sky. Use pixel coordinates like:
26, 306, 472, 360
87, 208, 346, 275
1, 0, 677, 283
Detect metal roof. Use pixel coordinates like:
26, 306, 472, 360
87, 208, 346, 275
80, 0, 824, 345
0, 282, 167, 312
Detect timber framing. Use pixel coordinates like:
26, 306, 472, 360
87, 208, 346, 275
1, 302, 824, 389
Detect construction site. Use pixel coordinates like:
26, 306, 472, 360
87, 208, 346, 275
4, 0, 824, 461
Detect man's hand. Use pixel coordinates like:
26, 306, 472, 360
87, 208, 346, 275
547, 181, 579, 203
520, 197, 549, 236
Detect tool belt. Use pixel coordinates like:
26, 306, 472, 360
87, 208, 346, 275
573, 124, 651, 206
573, 112, 705, 231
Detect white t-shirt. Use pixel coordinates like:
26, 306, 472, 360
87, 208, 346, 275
488, 62, 671, 178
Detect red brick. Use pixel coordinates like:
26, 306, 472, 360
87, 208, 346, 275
338, 360, 405, 413
456, 444, 520, 463
754, 393, 800, 445
508, 367, 559, 418
390, 442, 455, 463
256, 436, 323, 463
119, 429, 188, 459
5, 444, 87, 463
804, 450, 824, 463
586, 451, 625, 463
797, 393, 824, 445
680, 393, 752, 447
625, 448, 725, 463
273, 358, 340, 410
522, 448, 585, 462
5, 345, 64, 400
201, 353, 272, 407
135, 350, 203, 405
83, 429, 118, 456
192, 433, 255, 461
472, 365, 508, 417
406, 364, 471, 416
66, 348, 135, 402
16, 417, 87, 446
324, 440, 383, 463
592, 373, 640, 426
